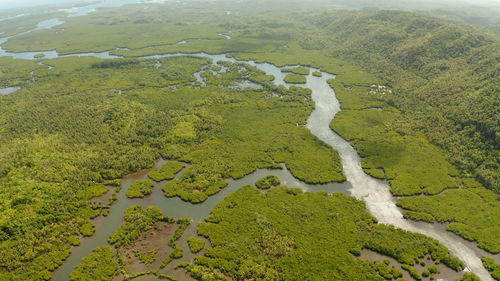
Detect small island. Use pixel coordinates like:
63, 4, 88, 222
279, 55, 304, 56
255, 175, 281, 189
284, 73, 307, 84
282, 66, 310, 75
148, 161, 185, 182
187, 237, 206, 253
126, 179, 154, 198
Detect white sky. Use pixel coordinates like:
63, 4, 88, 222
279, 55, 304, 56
1, 0, 499, 10
0, 0, 92, 10
2, 0, 500, 3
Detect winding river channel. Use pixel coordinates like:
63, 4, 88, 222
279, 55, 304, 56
0, 7, 498, 281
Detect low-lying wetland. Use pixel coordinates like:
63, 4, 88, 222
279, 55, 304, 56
35, 54, 491, 281
0, 6, 498, 279
0, 48, 494, 280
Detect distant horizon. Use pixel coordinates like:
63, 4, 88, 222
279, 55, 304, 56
0, 0, 89, 10
0, 0, 148, 12
1, 0, 500, 11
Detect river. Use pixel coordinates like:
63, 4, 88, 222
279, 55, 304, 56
47, 53, 498, 281
0, 11, 497, 281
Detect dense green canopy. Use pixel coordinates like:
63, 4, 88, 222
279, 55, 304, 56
192, 186, 463, 280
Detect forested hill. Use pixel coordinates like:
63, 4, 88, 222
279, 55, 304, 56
304, 9, 499, 192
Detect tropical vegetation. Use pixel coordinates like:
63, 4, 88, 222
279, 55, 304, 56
192, 185, 463, 280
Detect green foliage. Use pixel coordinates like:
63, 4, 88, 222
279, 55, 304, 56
69, 246, 117, 281
1, 50, 344, 278
255, 175, 280, 190
85, 184, 108, 199
482, 256, 500, 280
403, 211, 435, 223
148, 161, 185, 182
312, 71, 322, 77
67, 236, 80, 246
108, 206, 171, 248
6, 0, 497, 193
1, 3, 497, 277
283, 74, 307, 84
0, 56, 207, 279
126, 179, 154, 198
0, 11, 68, 37
194, 185, 462, 280
281, 67, 310, 75
86, 206, 189, 279
188, 265, 229, 281
160, 257, 172, 269
362, 225, 463, 270
116, 251, 126, 267
170, 247, 184, 259
91, 59, 139, 69
2, 4, 225, 55
327, 80, 389, 111
136, 249, 157, 265
370, 260, 402, 280
401, 264, 422, 281
175, 262, 190, 268
310, 10, 500, 192
169, 218, 191, 247
188, 237, 206, 253
105, 179, 122, 187
80, 222, 95, 237
127, 271, 148, 279
331, 69, 499, 252
158, 273, 177, 280
331, 109, 459, 196
460, 272, 481, 281
260, 227, 295, 257
108, 193, 118, 205
397, 188, 500, 253
0, 56, 44, 87
57, 4, 497, 255
161, 83, 344, 203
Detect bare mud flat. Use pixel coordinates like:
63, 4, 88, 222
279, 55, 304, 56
112, 222, 177, 280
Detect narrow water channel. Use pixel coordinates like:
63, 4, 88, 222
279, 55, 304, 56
51, 159, 350, 280
301, 67, 496, 281
47, 52, 494, 281
0, 14, 496, 281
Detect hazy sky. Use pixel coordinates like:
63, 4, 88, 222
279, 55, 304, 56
1, 0, 499, 10
0, 0, 79, 9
